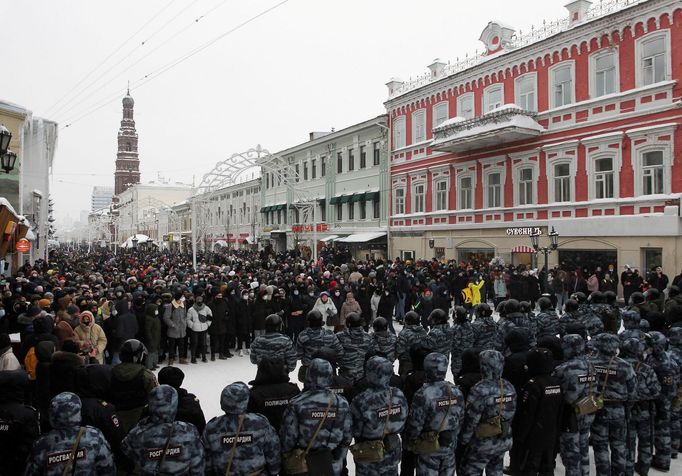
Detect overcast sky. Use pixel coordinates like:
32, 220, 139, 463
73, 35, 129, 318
3, 0, 568, 224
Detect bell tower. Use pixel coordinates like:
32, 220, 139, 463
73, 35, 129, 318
114, 87, 140, 195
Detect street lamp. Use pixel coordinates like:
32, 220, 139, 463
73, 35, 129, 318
0, 125, 11, 157
531, 226, 559, 290
131, 235, 139, 249
1, 149, 17, 174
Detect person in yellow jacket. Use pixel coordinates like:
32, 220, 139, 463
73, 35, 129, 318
74, 310, 108, 364
461, 279, 486, 311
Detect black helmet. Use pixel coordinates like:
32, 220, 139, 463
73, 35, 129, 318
630, 292, 645, 306
589, 291, 604, 304
120, 339, 147, 364
495, 300, 507, 317
538, 297, 552, 310
346, 312, 363, 328
669, 285, 680, 298
571, 292, 587, 304
429, 308, 448, 325
265, 314, 283, 332
405, 311, 421, 325
372, 317, 388, 332
646, 288, 661, 301
565, 299, 579, 313
604, 290, 617, 304
519, 301, 531, 313
453, 306, 468, 323
476, 303, 493, 318
307, 309, 323, 327
504, 299, 520, 314
312, 346, 339, 367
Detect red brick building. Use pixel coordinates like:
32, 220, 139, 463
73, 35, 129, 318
385, 0, 682, 276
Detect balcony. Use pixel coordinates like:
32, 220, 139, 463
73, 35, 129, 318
431, 105, 544, 153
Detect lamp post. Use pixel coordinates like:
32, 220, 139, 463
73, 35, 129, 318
1, 149, 17, 174
131, 235, 139, 249
531, 226, 559, 290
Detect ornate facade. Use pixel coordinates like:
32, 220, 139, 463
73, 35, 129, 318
114, 90, 140, 195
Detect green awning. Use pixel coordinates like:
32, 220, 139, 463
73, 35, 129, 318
365, 191, 380, 201
317, 198, 326, 206
339, 195, 351, 204
329, 196, 339, 205
351, 193, 365, 203
260, 206, 268, 213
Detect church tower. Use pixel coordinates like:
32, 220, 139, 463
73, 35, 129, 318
114, 88, 140, 195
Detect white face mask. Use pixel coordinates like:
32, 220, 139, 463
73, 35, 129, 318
155, 311, 158, 316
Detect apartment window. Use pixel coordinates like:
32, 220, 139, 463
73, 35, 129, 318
593, 52, 617, 97
433, 102, 448, 127
311, 159, 317, 179
518, 167, 534, 205
435, 180, 448, 211
393, 117, 406, 149
360, 200, 367, 219
459, 176, 473, 209
336, 203, 343, 221
321, 156, 326, 177
265, 174, 270, 189
594, 157, 614, 199
486, 172, 502, 208
394, 188, 405, 214
412, 110, 426, 143
348, 148, 355, 171
360, 145, 366, 169
303, 161, 308, 180
642, 150, 664, 195
373, 199, 380, 219
515, 74, 537, 111
457, 94, 474, 119
347, 202, 354, 220
640, 34, 668, 86
277, 209, 282, 224
319, 203, 326, 222
551, 63, 574, 108
554, 163, 572, 202
337, 152, 343, 173
484, 84, 504, 112
373, 142, 381, 165
413, 183, 425, 213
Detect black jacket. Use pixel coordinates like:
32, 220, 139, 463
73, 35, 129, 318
512, 373, 563, 452
175, 387, 207, 434
0, 371, 40, 476
248, 359, 300, 432
208, 298, 229, 336
503, 329, 531, 396
49, 351, 84, 400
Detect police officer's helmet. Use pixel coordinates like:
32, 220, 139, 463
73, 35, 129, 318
476, 302, 493, 318
312, 346, 339, 367
346, 312, 363, 328
537, 297, 553, 311
646, 288, 661, 301
120, 339, 148, 364
495, 300, 507, 317
265, 314, 283, 332
504, 299, 521, 314
603, 290, 617, 304
453, 306, 468, 323
630, 292, 645, 306
519, 301, 531, 313
429, 308, 448, 325
564, 299, 580, 313
307, 309, 323, 327
669, 285, 680, 298
372, 317, 388, 332
588, 291, 604, 304
571, 292, 587, 304
404, 311, 421, 325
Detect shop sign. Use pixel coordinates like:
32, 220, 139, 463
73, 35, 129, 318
505, 227, 542, 236
16, 238, 30, 253
291, 223, 329, 233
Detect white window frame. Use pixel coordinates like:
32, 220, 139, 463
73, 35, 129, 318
513, 163, 538, 206
590, 49, 619, 98
585, 151, 621, 200
412, 109, 426, 144
514, 73, 537, 112
457, 93, 475, 119
394, 187, 405, 215
548, 160, 575, 203
635, 147, 670, 196
433, 178, 449, 211
393, 116, 406, 149
484, 169, 504, 208
433, 101, 449, 128
594, 156, 616, 199
458, 174, 475, 210
636, 30, 671, 87
412, 182, 426, 213
549, 61, 575, 109
483, 84, 504, 112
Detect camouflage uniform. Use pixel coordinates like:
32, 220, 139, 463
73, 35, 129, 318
620, 338, 661, 476
369, 330, 397, 363
336, 327, 373, 382
24, 392, 115, 476
669, 328, 682, 459
202, 382, 280, 475
403, 353, 464, 476
280, 358, 352, 475
350, 357, 408, 475
551, 334, 596, 476
121, 385, 205, 475
396, 324, 428, 376
425, 323, 452, 362
250, 331, 299, 373
498, 311, 535, 347
618, 310, 645, 344
588, 333, 636, 476
296, 328, 345, 382
535, 309, 561, 338
460, 350, 516, 476
576, 303, 605, 337
450, 321, 475, 378
645, 331, 680, 471
471, 316, 501, 351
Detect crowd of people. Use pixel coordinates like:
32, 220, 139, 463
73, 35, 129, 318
1, 245, 682, 475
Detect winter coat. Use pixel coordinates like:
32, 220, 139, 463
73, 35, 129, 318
74, 321, 107, 364
0, 345, 21, 371
377, 293, 396, 319
207, 297, 229, 336
248, 359, 301, 432
114, 301, 139, 346
143, 305, 161, 354
49, 351, 85, 400
251, 298, 273, 331
339, 298, 361, 327
0, 370, 40, 475
312, 297, 337, 320
187, 303, 212, 332
163, 300, 187, 339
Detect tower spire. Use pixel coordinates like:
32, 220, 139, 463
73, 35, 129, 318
114, 90, 140, 196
